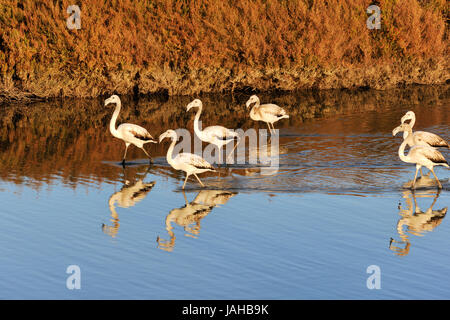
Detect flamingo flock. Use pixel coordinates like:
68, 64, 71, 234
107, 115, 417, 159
105, 95, 448, 190
106, 94, 289, 189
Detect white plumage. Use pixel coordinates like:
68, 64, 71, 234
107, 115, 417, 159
245, 95, 289, 134
104, 181, 155, 237
105, 95, 156, 165
157, 190, 236, 251
401, 111, 449, 148
186, 99, 239, 164
159, 129, 216, 189
102, 171, 155, 238
193, 190, 237, 206
393, 123, 448, 189
390, 190, 446, 256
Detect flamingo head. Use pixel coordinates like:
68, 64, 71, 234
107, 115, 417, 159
186, 99, 202, 112
401, 111, 415, 124
246, 95, 259, 108
159, 129, 177, 143
392, 123, 412, 137
105, 95, 120, 106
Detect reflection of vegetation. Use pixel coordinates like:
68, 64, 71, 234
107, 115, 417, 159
0, 85, 448, 190
0, 1, 448, 101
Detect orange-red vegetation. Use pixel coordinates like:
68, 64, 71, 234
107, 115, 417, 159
0, 0, 448, 102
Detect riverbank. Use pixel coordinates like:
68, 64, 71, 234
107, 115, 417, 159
0, 0, 448, 103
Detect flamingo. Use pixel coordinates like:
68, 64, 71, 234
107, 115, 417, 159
105, 95, 156, 166
390, 190, 447, 256
156, 191, 214, 252
159, 129, 216, 189
400, 111, 449, 148
245, 95, 289, 135
102, 168, 155, 238
157, 190, 236, 252
393, 123, 448, 189
186, 99, 239, 165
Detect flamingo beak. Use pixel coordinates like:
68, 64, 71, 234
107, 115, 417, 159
186, 101, 197, 112
159, 132, 170, 143
104, 98, 111, 106
245, 100, 252, 109
392, 126, 401, 136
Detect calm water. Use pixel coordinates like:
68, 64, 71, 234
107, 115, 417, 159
0, 86, 449, 299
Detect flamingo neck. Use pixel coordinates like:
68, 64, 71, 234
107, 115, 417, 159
110, 102, 121, 137
398, 139, 411, 163
165, 214, 174, 231
108, 195, 119, 220
193, 106, 204, 139
409, 114, 416, 129
166, 136, 177, 166
249, 99, 260, 120
403, 115, 416, 139
404, 128, 415, 145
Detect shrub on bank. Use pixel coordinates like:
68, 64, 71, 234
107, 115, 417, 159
0, 0, 448, 101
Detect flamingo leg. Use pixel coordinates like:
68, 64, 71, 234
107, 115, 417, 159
193, 173, 205, 187
430, 189, 440, 208
266, 122, 272, 135
270, 122, 276, 135
122, 143, 130, 166
411, 166, 420, 189
430, 168, 442, 189
140, 147, 153, 164
217, 146, 222, 166
420, 167, 424, 176
226, 137, 241, 162
182, 174, 190, 189
182, 189, 188, 206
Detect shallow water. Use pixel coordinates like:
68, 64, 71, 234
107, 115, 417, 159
0, 86, 449, 299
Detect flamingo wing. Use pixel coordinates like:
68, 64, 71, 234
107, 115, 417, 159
259, 104, 288, 118
119, 123, 155, 141
412, 145, 448, 165
414, 131, 449, 148
176, 153, 215, 171
203, 126, 238, 141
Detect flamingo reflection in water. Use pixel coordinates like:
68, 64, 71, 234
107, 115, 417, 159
390, 184, 447, 256
102, 167, 156, 238
157, 190, 237, 252
227, 134, 288, 177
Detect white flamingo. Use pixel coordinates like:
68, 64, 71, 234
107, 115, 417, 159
401, 111, 449, 148
390, 190, 446, 256
102, 169, 155, 238
105, 95, 156, 165
186, 99, 239, 164
393, 123, 448, 189
159, 129, 216, 189
245, 95, 289, 134
157, 190, 236, 251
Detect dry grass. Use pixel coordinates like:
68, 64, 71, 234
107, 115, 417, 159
0, 0, 448, 101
